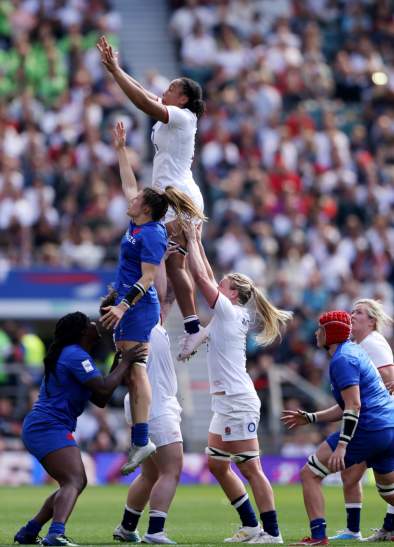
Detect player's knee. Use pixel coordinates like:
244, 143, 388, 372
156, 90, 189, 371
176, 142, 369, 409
71, 472, 87, 493
376, 482, 394, 498
341, 470, 357, 489
300, 464, 312, 484
206, 446, 231, 477
305, 454, 330, 481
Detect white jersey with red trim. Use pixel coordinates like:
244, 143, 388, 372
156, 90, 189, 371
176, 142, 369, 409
207, 292, 256, 396
151, 104, 198, 194
359, 330, 393, 369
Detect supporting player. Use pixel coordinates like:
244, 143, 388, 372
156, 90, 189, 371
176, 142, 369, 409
184, 223, 292, 544
113, 293, 182, 545
14, 312, 146, 547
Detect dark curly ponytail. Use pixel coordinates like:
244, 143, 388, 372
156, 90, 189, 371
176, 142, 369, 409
179, 77, 205, 119
44, 312, 90, 395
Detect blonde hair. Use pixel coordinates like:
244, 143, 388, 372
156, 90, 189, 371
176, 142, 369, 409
142, 186, 206, 228
164, 186, 207, 229
227, 273, 293, 346
353, 298, 393, 333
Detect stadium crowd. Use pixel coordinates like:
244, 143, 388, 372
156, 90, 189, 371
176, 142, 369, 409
0, 0, 393, 454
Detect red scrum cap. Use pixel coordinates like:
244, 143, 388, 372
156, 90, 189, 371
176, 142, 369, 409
319, 311, 352, 346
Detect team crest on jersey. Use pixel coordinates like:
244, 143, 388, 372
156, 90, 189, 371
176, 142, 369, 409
224, 426, 231, 435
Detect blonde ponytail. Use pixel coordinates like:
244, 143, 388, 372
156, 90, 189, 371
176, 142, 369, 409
227, 273, 293, 346
164, 186, 207, 229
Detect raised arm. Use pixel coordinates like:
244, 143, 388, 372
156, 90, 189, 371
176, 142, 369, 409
97, 36, 168, 122
185, 224, 218, 307
113, 121, 138, 202
196, 224, 215, 283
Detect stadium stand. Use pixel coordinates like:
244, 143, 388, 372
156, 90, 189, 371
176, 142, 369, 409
0, 0, 393, 457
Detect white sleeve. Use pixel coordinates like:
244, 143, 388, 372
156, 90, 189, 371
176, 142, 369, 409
361, 337, 394, 368
212, 292, 237, 321
166, 105, 191, 128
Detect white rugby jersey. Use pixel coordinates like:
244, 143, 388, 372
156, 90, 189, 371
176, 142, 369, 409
148, 323, 181, 419
151, 105, 198, 193
207, 292, 256, 396
359, 330, 393, 369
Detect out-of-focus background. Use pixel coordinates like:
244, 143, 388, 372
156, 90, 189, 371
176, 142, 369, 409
0, 0, 393, 486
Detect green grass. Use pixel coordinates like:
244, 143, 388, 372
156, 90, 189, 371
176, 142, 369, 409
0, 484, 385, 546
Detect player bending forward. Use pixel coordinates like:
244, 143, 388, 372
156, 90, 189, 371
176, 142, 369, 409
282, 311, 394, 546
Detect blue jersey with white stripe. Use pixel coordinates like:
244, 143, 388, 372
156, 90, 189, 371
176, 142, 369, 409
330, 340, 394, 431
114, 220, 167, 304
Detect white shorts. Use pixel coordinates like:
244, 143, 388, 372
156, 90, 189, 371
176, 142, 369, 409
124, 394, 183, 448
149, 413, 183, 448
209, 393, 261, 442
159, 182, 204, 225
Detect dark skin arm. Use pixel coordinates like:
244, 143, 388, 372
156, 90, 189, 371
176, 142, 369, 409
86, 345, 147, 408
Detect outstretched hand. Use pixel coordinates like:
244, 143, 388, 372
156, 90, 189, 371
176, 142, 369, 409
113, 121, 126, 149
97, 35, 119, 74
281, 409, 311, 430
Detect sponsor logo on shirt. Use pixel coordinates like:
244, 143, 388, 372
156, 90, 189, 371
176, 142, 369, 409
125, 229, 136, 245
82, 359, 94, 373
247, 422, 256, 433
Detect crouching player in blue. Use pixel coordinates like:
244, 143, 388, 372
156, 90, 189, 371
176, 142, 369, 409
282, 310, 394, 546
14, 311, 146, 547
100, 122, 204, 476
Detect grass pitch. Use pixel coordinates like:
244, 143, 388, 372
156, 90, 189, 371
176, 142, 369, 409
0, 484, 384, 546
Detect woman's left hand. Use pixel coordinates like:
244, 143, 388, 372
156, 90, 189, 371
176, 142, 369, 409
100, 304, 126, 329
327, 442, 347, 473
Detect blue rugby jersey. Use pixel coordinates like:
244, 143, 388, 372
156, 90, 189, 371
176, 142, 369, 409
330, 340, 394, 430
31, 344, 101, 431
114, 220, 167, 303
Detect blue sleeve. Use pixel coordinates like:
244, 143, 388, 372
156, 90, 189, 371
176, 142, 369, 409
141, 227, 167, 265
331, 354, 360, 391
68, 352, 102, 385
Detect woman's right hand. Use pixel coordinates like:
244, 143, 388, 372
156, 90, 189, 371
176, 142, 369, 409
113, 121, 126, 149
281, 409, 311, 429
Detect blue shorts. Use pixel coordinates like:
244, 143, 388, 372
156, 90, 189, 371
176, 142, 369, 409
114, 299, 160, 343
22, 414, 77, 462
327, 427, 394, 474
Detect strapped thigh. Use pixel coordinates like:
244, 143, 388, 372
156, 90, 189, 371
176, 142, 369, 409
376, 482, 394, 497
205, 446, 232, 461
307, 454, 330, 478
169, 239, 188, 257
231, 450, 260, 464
